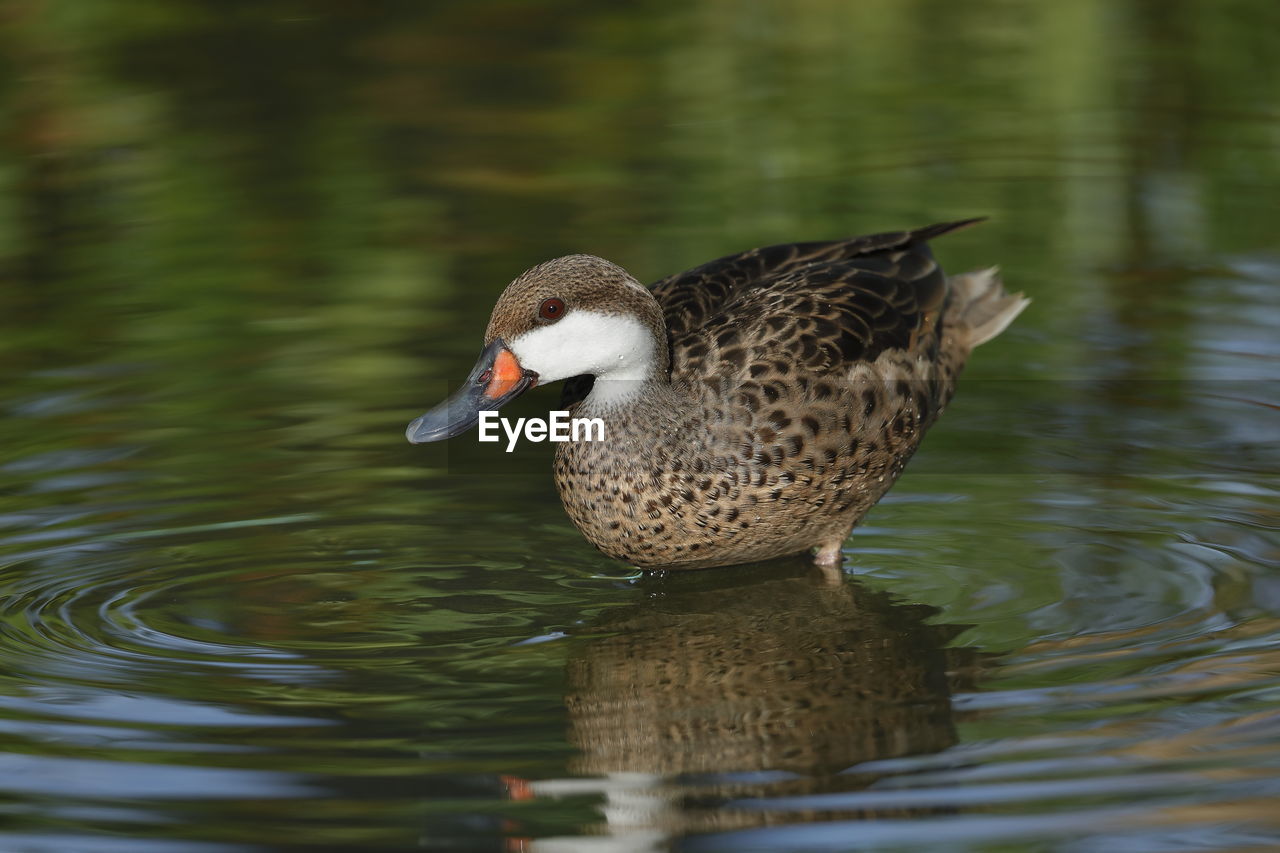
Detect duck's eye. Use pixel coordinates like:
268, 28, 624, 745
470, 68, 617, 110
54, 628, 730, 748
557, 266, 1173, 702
538, 297, 565, 322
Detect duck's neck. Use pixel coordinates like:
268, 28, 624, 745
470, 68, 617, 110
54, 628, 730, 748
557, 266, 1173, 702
569, 332, 697, 458
576, 374, 690, 455
581, 359, 672, 412
579, 321, 672, 412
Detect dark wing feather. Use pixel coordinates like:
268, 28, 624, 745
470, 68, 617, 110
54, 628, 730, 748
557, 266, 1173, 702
560, 373, 594, 408
651, 220, 978, 381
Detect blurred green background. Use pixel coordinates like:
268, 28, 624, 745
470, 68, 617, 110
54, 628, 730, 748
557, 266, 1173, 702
4, 0, 1278, 372
1, 2, 1278, 851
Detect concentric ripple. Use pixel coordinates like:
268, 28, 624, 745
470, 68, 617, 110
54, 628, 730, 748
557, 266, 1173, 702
0, 498, 585, 850
1, 16, 1279, 847
2, 314, 1279, 852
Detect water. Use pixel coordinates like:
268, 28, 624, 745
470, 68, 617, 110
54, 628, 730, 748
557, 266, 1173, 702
1, 1, 1278, 850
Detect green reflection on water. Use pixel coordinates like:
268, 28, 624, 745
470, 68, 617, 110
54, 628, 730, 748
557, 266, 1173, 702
0, 1, 1278, 851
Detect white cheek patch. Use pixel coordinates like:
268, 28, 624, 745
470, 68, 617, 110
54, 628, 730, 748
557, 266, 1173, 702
508, 310, 656, 388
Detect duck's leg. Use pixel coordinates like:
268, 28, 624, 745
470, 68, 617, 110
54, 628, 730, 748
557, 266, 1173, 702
813, 541, 843, 567
814, 535, 844, 581
812, 540, 846, 586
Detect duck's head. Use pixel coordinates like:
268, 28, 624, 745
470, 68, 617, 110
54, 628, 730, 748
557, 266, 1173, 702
406, 254, 667, 444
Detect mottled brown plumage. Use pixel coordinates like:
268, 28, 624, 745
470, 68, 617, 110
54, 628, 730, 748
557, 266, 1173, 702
413, 220, 1028, 570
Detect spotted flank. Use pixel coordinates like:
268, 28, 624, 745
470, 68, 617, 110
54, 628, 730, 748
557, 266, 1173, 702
407, 220, 1028, 570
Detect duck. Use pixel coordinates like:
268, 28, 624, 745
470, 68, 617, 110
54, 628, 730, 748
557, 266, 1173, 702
406, 219, 1028, 570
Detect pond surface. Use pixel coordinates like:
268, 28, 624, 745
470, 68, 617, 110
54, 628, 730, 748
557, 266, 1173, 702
2, 2, 1279, 851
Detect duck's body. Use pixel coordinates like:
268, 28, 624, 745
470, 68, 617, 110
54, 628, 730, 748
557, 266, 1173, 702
408, 221, 1027, 570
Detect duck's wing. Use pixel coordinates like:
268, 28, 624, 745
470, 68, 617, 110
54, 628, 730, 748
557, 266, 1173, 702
653, 219, 981, 381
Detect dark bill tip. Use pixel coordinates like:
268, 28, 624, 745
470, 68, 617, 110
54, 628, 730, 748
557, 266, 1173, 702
405, 338, 537, 444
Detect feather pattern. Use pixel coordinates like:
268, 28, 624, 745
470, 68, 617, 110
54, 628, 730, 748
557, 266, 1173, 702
453, 220, 1027, 569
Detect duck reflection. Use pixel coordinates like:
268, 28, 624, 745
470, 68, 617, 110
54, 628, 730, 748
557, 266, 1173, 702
519, 559, 977, 850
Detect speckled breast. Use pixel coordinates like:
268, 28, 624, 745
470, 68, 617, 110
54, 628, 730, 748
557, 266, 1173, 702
552, 349, 962, 569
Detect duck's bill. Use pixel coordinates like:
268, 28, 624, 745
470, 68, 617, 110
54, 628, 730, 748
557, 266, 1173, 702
405, 338, 538, 444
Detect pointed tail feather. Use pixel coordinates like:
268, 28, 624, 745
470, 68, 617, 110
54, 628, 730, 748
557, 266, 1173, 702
949, 266, 1029, 347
